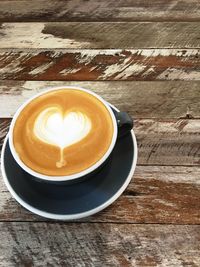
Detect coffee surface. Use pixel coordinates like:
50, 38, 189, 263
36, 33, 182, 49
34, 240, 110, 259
13, 89, 114, 176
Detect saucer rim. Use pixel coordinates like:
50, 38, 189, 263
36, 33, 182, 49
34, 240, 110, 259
1, 131, 137, 220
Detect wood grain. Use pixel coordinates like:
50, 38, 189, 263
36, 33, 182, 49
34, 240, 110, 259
0, 166, 200, 223
0, 119, 8, 150
0, 49, 199, 81
0, 0, 200, 22
1, 118, 200, 166
0, 223, 200, 266
135, 119, 200, 166
0, 22, 200, 48
0, 80, 200, 118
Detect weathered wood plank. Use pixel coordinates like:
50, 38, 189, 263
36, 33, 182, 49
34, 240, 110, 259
0, 223, 200, 266
0, 0, 200, 22
0, 119, 8, 150
0, 49, 199, 81
0, 80, 200, 118
0, 22, 200, 48
1, 118, 200, 166
135, 119, 200, 166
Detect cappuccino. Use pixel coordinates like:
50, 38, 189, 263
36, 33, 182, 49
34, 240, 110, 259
13, 89, 114, 176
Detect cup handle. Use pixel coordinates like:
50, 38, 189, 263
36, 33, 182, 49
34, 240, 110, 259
113, 110, 133, 138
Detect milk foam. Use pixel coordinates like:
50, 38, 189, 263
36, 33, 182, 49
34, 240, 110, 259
34, 107, 91, 148
33, 107, 91, 167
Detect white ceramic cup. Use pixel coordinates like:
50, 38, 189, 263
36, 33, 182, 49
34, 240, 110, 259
8, 86, 133, 183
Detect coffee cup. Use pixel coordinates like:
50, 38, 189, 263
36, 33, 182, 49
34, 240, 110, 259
8, 86, 133, 184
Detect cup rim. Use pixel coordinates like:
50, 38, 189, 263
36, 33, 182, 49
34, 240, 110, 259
9, 86, 118, 182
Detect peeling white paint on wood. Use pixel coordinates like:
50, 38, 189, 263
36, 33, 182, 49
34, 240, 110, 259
115, 63, 146, 79
135, 119, 200, 134
0, 23, 91, 49
29, 62, 54, 75
158, 68, 200, 80
0, 96, 23, 117
59, 67, 82, 75
76, 50, 99, 64
152, 199, 176, 207
98, 52, 146, 79
142, 66, 156, 77
183, 120, 200, 131
0, 52, 30, 78
0, 58, 23, 76
0, 49, 198, 81
139, 49, 200, 57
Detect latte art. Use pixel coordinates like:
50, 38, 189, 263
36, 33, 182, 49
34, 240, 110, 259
13, 88, 114, 176
33, 107, 91, 168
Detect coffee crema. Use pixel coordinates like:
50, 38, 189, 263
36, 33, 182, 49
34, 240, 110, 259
13, 89, 114, 176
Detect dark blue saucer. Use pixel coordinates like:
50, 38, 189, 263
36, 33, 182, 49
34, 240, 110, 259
1, 131, 137, 220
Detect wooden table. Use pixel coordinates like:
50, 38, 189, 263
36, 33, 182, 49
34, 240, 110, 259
0, 1, 200, 266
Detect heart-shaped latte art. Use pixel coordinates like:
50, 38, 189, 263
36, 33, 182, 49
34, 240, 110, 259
34, 107, 91, 148
33, 107, 91, 168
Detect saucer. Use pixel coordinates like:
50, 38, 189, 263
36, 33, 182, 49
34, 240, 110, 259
1, 130, 137, 221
